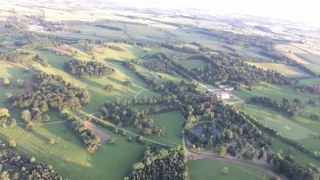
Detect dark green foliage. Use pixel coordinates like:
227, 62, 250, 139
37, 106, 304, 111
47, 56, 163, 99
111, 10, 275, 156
104, 84, 114, 91
129, 146, 190, 180
0, 144, 64, 179
123, 80, 132, 87
64, 59, 114, 78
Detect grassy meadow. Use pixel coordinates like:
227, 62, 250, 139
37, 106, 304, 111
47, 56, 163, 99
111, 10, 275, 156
187, 159, 270, 180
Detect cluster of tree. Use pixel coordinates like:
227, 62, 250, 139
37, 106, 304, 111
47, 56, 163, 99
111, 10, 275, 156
100, 103, 165, 137
126, 145, 190, 180
95, 24, 123, 31
258, 50, 297, 65
0, 50, 48, 66
267, 152, 320, 180
0, 108, 16, 128
123, 80, 133, 87
160, 43, 197, 54
0, 144, 64, 179
33, 73, 66, 90
106, 45, 124, 51
65, 114, 101, 153
294, 84, 320, 95
6, 86, 91, 113
248, 97, 305, 118
143, 59, 177, 76
64, 59, 115, 78
104, 84, 114, 91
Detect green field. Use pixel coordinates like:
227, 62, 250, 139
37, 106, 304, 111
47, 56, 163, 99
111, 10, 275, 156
147, 111, 184, 145
178, 60, 208, 70
247, 62, 311, 77
188, 160, 270, 180
300, 77, 320, 86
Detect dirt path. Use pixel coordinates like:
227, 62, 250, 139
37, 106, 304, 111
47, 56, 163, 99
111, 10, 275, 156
84, 121, 110, 142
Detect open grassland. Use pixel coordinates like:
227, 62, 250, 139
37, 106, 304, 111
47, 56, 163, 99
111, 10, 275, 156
247, 62, 311, 77
147, 111, 184, 146
234, 83, 320, 154
178, 60, 208, 70
0, 122, 146, 180
300, 77, 320, 86
187, 159, 270, 180
32, 50, 158, 113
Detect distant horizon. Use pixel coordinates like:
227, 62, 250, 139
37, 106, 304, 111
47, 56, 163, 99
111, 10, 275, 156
112, 0, 320, 28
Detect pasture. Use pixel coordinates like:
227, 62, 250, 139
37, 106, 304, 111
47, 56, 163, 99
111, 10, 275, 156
247, 62, 311, 77
187, 159, 270, 180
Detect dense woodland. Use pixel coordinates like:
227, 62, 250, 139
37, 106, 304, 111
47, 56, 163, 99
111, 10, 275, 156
0, 144, 64, 180
127, 145, 189, 180
64, 59, 115, 78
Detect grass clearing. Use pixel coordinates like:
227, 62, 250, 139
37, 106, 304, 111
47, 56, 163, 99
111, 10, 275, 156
247, 62, 311, 77
300, 78, 320, 86
178, 59, 208, 70
187, 159, 270, 180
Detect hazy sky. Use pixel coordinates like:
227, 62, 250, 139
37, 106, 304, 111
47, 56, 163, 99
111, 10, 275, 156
117, 0, 320, 26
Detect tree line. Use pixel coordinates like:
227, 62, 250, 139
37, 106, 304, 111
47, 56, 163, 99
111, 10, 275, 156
248, 96, 305, 118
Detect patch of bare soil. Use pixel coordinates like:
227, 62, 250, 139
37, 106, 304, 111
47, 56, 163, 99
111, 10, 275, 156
84, 121, 110, 143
